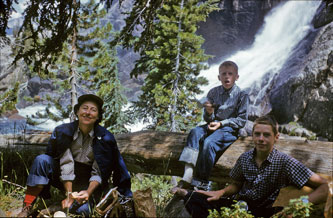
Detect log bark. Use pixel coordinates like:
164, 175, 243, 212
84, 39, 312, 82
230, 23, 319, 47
1, 131, 332, 183
114, 131, 333, 183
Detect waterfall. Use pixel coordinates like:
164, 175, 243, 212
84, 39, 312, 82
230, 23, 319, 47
5, 1, 321, 133
198, 1, 321, 99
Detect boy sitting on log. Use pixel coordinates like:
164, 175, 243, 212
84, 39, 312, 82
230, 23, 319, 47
172, 60, 249, 191
173, 115, 329, 218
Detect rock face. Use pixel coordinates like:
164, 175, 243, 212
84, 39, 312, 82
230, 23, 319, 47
0, 36, 27, 94
244, 2, 333, 140
270, 16, 333, 140
197, 0, 282, 64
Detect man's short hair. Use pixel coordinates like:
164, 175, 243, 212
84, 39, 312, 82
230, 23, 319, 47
253, 115, 279, 136
219, 60, 238, 74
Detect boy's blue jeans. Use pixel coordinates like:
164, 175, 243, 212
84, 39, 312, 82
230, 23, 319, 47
179, 125, 237, 181
26, 154, 92, 216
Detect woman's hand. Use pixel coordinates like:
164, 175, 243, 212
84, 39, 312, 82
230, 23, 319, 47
62, 196, 74, 209
71, 190, 89, 204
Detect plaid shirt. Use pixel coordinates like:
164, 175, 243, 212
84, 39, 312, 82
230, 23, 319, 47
203, 85, 248, 130
230, 148, 313, 208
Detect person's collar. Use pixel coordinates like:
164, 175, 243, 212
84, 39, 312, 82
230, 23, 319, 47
74, 127, 94, 140
266, 148, 277, 163
252, 147, 276, 163
73, 128, 80, 140
250, 148, 256, 162
221, 84, 236, 94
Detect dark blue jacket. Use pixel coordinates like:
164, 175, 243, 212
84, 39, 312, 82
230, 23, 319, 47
46, 121, 132, 196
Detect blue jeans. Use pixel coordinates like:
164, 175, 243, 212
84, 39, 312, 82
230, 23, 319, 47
179, 125, 237, 181
26, 154, 93, 217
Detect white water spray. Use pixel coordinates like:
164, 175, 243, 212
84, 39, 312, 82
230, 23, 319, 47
198, 1, 321, 99
17, 105, 69, 131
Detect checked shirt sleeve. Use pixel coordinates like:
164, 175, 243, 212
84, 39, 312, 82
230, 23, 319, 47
285, 156, 313, 188
89, 160, 102, 184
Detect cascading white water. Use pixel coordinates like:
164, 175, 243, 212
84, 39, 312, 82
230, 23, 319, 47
198, 1, 321, 99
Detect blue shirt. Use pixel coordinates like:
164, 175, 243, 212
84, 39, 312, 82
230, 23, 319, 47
230, 148, 313, 208
204, 85, 248, 130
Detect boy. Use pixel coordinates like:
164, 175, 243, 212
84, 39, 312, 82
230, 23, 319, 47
174, 115, 328, 218
174, 60, 249, 191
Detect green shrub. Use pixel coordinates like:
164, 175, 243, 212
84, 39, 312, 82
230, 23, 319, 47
131, 173, 173, 217
272, 196, 312, 218
208, 200, 254, 218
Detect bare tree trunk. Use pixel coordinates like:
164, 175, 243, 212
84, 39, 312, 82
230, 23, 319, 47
69, 0, 78, 122
4, 131, 333, 183
170, 0, 184, 132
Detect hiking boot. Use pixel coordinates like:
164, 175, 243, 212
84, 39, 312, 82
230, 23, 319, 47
191, 179, 213, 191
17, 204, 33, 217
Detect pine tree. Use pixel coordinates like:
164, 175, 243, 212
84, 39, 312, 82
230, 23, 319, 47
23, 0, 129, 133
131, 0, 219, 132
60, 0, 128, 132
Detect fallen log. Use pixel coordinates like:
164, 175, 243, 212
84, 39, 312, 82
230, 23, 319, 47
115, 131, 333, 183
1, 131, 332, 184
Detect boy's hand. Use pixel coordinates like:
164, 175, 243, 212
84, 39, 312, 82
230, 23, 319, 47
204, 101, 214, 115
196, 189, 225, 202
208, 122, 221, 131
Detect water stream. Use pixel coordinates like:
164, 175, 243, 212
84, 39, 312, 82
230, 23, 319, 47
198, 1, 321, 99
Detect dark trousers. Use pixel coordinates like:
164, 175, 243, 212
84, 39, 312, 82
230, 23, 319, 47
184, 191, 281, 218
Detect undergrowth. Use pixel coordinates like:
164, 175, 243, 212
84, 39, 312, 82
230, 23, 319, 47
0, 148, 326, 217
0, 147, 174, 217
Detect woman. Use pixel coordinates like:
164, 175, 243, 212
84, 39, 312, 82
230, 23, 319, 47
18, 94, 132, 217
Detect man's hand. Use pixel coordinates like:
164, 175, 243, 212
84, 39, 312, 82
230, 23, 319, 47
204, 101, 214, 115
196, 189, 225, 202
208, 122, 221, 132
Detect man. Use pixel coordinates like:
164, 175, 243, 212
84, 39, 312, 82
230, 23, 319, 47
174, 115, 328, 218
18, 94, 132, 217
174, 60, 249, 191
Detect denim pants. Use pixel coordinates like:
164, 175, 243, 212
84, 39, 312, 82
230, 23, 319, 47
183, 191, 279, 218
179, 125, 237, 181
26, 154, 93, 216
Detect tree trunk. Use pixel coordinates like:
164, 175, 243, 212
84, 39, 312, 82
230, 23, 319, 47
170, 0, 184, 132
69, 0, 78, 122
114, 131, 333, 183
2, 131, 332, 183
